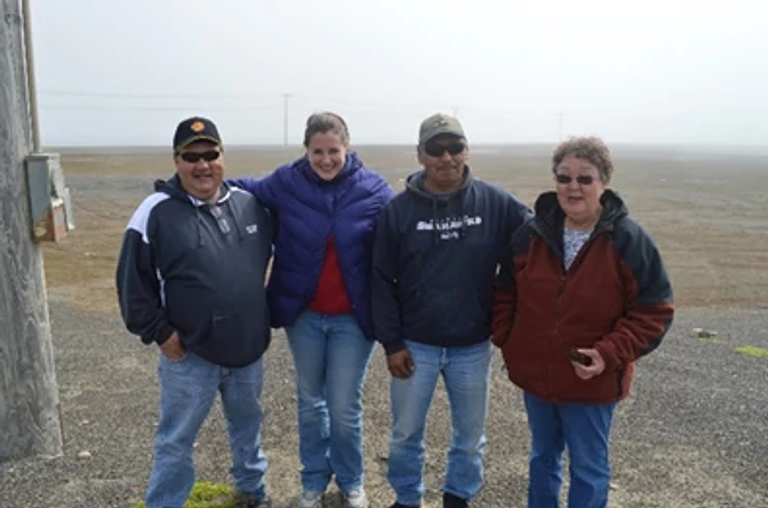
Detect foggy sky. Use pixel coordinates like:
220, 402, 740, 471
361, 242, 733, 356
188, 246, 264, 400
30, 0, 768, 147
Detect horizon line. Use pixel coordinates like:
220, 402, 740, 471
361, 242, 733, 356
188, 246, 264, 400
44, 141, 768, 150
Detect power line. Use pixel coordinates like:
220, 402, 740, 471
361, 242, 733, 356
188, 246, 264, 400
294, 93, 448, 112
37, 89, 567, 118
38, 90, 278, 100
38, 89, 576, 143
39, 104, 281, 112
38, 90, 465, 115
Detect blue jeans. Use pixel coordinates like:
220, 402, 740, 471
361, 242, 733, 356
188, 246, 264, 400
284, 310, 375, 493
145, 352, 268, 508
388, 340, 492, 506
523, 392, 617, 508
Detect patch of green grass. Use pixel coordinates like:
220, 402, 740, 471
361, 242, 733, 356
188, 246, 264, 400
734, 345, 768, 358
132, 482, 235, 508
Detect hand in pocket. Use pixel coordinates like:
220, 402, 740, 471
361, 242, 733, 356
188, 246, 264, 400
160, 331, 186, 361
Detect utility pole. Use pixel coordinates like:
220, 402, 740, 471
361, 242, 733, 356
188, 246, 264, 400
1, 0, 63, 460
282, 93, 294, 146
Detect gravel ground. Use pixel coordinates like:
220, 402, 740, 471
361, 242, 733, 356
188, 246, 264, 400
1, 302, 766, 508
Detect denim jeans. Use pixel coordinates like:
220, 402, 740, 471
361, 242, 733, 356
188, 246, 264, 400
523, 391, 617, 508
145, 352, 268, 508
284, 310, 375, 494
388, 340, 492, 506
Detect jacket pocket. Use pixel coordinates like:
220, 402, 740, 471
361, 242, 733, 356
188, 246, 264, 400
205, 308, 268, 367
211, 310, 247, 347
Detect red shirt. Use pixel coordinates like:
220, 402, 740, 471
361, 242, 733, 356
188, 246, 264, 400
309, 237, 352, 315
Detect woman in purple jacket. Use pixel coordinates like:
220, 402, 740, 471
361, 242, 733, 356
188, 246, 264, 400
232, 112, 394, 508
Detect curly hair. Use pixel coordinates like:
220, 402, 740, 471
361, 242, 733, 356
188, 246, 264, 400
303, 111, 350, 147
551, 136, 614, 183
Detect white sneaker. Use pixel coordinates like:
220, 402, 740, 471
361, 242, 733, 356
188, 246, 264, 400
343, 489, 369, 508
298, 491, 324, 508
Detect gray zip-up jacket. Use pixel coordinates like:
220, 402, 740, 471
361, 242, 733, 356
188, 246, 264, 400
116, 175, 274, 367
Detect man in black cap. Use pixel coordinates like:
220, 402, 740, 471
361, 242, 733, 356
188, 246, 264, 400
117, 116, 274, 508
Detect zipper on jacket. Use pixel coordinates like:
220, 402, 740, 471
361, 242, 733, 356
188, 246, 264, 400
549, 272, 566, 397
550, 233, 595, 394
549, 229, 608, 397
565, 223, 613, 274
537, 219, 608, 397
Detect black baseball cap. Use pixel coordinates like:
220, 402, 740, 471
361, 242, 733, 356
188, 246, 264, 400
173, 116, 222, 151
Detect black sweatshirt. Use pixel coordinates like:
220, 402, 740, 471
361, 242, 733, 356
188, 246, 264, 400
116, 175, 273, 367
372, 167, 532, 354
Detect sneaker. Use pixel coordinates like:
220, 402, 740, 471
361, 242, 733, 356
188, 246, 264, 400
343, 489, 369, 508
443, 492, 469, 508
234, 492, 272, 508
388, 503, 421, 508
298, 490, 324, 508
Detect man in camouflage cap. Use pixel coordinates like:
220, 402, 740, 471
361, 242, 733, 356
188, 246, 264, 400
372, 113, 532, 508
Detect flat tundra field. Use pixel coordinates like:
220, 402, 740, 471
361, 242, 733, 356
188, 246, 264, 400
2, 144, 767, 507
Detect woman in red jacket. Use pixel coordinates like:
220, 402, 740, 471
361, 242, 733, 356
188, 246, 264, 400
492, 137, 674, 508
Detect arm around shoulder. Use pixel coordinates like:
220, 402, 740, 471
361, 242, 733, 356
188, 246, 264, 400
228, 167, 285, 210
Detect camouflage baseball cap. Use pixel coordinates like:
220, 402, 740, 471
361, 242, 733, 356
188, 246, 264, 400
418, 113, 465, 145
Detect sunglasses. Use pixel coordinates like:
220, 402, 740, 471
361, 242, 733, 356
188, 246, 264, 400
423, 140, 466, 157
555, 174, 599, 185
178, 150, 221, 163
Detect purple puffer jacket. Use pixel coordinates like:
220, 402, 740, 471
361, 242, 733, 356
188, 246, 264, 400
231, 151, 395, 339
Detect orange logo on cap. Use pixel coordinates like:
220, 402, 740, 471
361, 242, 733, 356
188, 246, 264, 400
190, 121, 205, 132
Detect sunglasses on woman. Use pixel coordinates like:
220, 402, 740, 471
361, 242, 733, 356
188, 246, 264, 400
178, 150, 221, 163
555, 174, 598, 185
423, 140, 466, 157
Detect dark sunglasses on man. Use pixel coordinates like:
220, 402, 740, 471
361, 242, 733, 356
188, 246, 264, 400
423, 140, 466, 158
555, 174, 598, 186
177, 150, 221, 163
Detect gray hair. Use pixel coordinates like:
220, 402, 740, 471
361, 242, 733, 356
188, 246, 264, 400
552, 136, 614, 183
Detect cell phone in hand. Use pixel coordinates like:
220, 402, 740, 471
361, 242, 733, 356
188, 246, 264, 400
568, 349, 593, 366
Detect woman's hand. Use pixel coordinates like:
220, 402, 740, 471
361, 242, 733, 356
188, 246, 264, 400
571, 348, 605, 380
